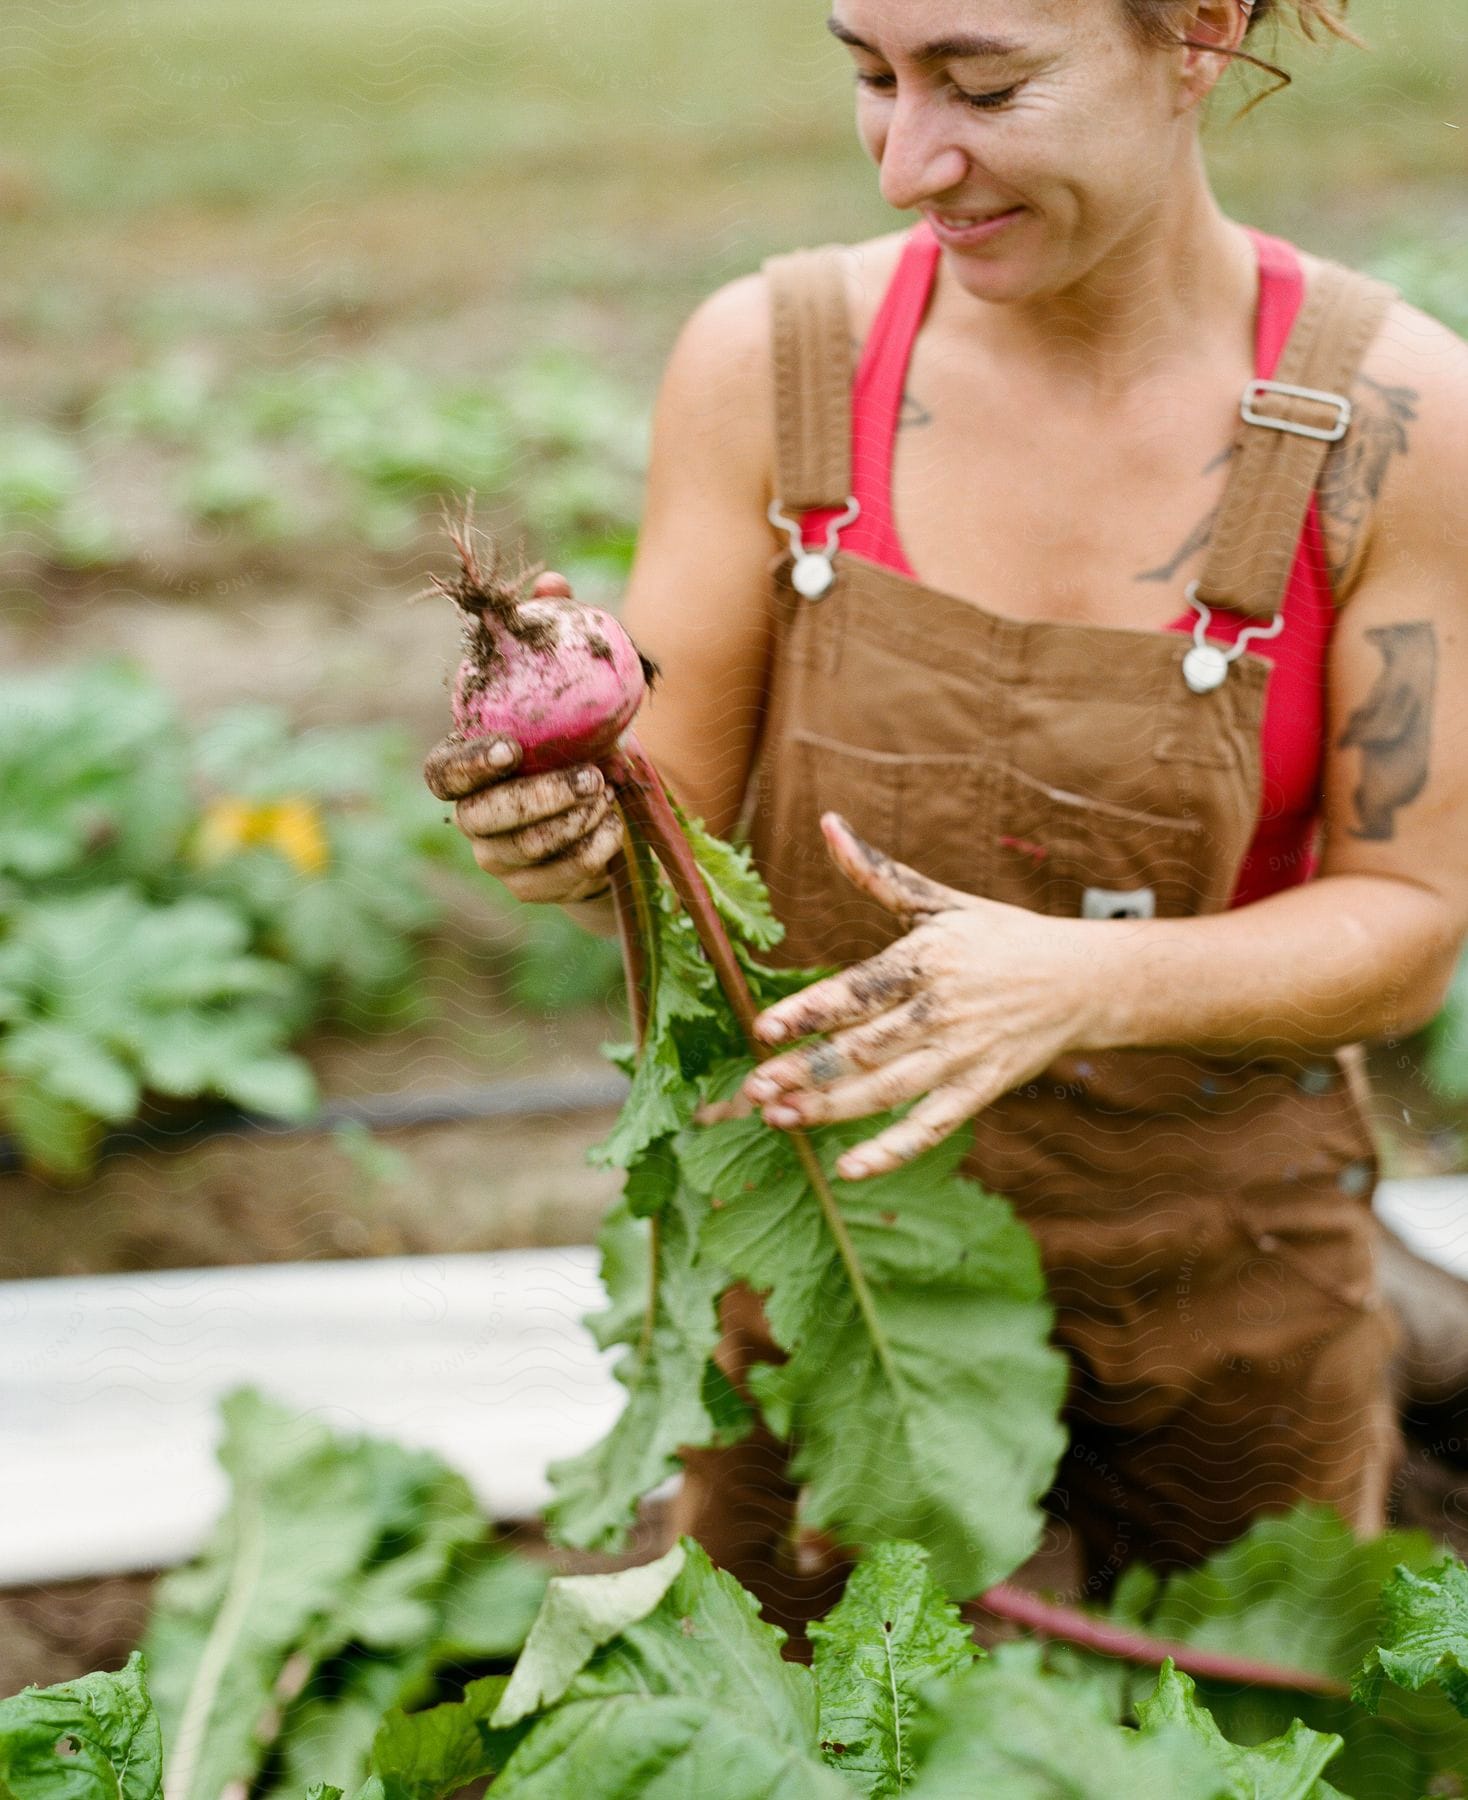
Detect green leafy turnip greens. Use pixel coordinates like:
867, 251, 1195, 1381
540, 788, 1069, 1599
22, 1525, 1466, 1798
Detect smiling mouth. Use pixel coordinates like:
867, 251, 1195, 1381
931, 208, 1019, 228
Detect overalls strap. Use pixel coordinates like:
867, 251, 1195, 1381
1194, 259, 1399, 620
762, 244, 854, 512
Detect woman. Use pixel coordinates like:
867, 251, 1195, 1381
428, 0, 1468, 1628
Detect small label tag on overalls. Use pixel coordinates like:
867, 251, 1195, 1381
1082, 887, 1157, 921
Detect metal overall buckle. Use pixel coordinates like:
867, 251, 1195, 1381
1240, 377, 1353, 443
1181, 581, 1285, 694
767, 497, 861, 599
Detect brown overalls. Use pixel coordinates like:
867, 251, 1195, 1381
671, 240, 1405, 1629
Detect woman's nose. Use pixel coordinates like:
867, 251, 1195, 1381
875, 95, 970, 213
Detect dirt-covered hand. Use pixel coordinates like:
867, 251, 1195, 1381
423, 571, 626, 904
737, 811, 1103, 1180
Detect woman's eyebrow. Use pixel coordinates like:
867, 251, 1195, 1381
824, 14, 1029, 61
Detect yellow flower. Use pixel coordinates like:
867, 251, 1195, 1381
196, 796, 330, 875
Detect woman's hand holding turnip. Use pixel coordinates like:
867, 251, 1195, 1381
423, 566, 628, 906
425, 741, 625, 905
732, 812, 1107, 1182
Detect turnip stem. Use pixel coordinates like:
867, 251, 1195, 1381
603, 734, 903, 1400
970, 1584, 1350, 1698
607, 841, 653, 1046
604, 737, 760, 1039
604, 824, 662, 1368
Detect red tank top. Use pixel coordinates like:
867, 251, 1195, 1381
798, 221, 1332, 909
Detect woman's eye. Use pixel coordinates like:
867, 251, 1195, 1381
955, 83, 1022, 111
852, 71, 1021, 111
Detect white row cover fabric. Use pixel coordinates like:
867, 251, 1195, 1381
1, 1182, 1463, 1587
1375, 1177, 1468, 1282
0, 1248, 621, 1586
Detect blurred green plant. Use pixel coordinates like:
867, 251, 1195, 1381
1364, 237, 1468, 339
1422, 951, 1468, 1107
0, 660, 621, 1176
0, 887, 315, 1176
38, 346, 647, 571
0, 423, 124, 569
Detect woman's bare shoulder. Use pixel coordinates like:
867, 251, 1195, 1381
659, 228, 913, 488
683, 226, 910, 347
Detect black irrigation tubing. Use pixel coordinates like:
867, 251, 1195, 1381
0, 1069, 633, 1178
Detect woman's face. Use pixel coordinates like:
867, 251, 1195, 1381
832, 0, 1207, 296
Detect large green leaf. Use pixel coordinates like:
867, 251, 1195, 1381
493, 1540, 839, 1799
1110, 1507, 1468, 1798
1135, 1664, 1349, 1799
0, 1653, 162, 1800
678, 1095, 1068, 1599
1353, 1557, 1468, 1718
904, 1649, 1224, 1799
492, 1544, 691, 1728
806, 1542, 975, 1798
142, 1391, 487, 1800
557, 821, 1064, 1592
552, 1540, 818, 1749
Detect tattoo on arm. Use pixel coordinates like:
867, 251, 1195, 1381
899, 388, 934, 429
1318, 371, 1419, 594
1337, 621, 1437, 841
1135, 369, 1418, 591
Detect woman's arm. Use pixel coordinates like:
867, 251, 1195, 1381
611, 273, 783, 830
557, 272, 783, 940
736, 303, 1468, 1178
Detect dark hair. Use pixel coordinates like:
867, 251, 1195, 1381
1124, 0, 1367, 118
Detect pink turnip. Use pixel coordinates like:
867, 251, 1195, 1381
426, 505, 655, 777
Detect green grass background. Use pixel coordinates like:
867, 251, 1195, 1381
3, 0, 1463, 392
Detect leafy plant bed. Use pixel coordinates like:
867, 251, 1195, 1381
0, 347, 648, 583
0, 659, 623, 1179
8, 1391, 1468, 1797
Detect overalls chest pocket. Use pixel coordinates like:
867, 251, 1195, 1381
770, 671, 1264, 969
982, 765, 1214, 919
